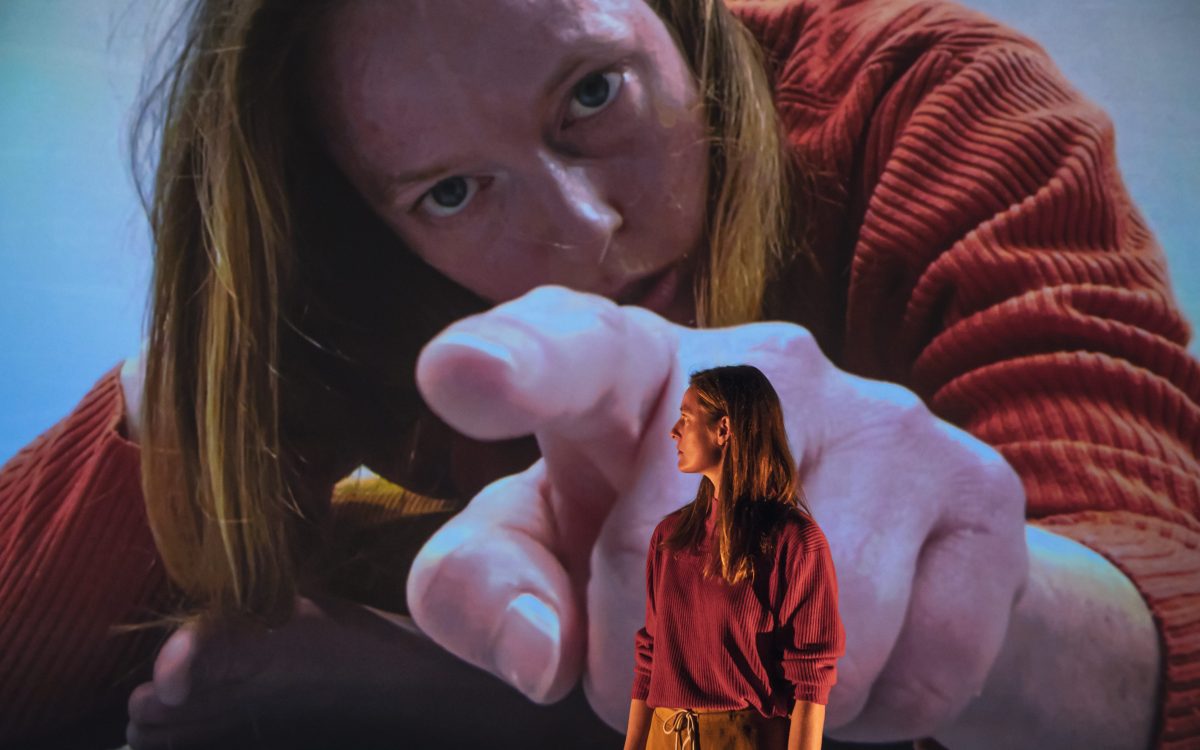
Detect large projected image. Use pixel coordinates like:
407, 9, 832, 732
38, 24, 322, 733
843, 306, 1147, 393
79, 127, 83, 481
0, 1, 1196, 749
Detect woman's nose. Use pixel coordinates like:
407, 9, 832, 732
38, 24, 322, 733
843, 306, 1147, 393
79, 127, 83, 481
529, 154, 622, 263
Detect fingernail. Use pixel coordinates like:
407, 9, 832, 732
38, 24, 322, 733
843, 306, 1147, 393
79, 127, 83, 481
493, 593, 560, 699
436, 330, 520, 370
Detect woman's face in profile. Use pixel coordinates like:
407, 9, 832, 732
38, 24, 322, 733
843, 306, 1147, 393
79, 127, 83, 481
671, 387, 724, 475
309, 0, 709, 325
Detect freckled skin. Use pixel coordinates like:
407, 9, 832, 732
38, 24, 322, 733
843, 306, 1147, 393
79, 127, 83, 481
308, 0, 708, 322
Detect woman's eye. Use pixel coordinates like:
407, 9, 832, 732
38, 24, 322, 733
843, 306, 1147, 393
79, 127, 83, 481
418, 176, 479, 218
567, 70, 623, 121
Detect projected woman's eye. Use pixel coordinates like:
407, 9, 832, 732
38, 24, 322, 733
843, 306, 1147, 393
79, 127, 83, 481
419, 176, 480, 217
568, 70, 622, 120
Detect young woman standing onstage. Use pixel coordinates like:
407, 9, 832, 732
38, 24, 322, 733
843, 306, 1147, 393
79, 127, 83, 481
625, 365, 845, 750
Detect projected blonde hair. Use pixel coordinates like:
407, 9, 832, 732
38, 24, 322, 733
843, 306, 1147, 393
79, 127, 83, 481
133, 0, 814, 621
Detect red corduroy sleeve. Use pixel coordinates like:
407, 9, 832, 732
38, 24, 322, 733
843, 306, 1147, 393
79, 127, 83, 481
0, 365, 167, 747
777, 520, 845, 706
734, 0, 1199, 741
789, 7, 1200, 746
631, 525, 660, 701
882, 39, 1199, 750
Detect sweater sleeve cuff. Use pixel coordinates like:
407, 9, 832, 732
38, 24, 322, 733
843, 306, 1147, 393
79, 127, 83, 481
631, 673, 650, 701
1029, 510, 1200, 750
794, 683, 832, 706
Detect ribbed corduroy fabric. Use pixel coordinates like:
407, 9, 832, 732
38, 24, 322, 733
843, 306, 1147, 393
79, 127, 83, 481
0, 0, 1197, 747
0, 365, 165, 746
631, 505, 845, 717
728, 1, 1200, 747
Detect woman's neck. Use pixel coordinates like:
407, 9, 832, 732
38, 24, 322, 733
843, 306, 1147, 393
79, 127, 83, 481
704, 469, 722, 492
705, 498, 720, 529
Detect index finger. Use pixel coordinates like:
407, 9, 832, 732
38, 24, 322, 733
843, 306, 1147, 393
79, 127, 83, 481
415, 285, 677, 490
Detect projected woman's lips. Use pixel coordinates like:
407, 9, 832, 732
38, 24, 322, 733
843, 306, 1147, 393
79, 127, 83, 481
615, 264, 679, 315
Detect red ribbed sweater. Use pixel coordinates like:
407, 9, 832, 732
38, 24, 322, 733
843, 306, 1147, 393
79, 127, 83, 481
1, 0, 1197, 747
631, 504, 845, 715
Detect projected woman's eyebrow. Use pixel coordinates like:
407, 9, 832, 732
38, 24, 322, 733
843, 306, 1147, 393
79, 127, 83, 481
377, 39, 636, 202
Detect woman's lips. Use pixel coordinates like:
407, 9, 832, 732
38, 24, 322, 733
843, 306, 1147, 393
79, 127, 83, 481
615, 264, 679, 315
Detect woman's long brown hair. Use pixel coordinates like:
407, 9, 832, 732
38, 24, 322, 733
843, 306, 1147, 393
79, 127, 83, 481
662, 365, 813, 585
132, 0, 814, 621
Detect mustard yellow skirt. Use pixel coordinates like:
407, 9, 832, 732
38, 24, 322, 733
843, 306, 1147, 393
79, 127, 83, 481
646, 706, 789, 750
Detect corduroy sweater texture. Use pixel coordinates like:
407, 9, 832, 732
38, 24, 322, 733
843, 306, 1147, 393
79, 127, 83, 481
729, 1, 1199, 746
1, 0, 1197, 747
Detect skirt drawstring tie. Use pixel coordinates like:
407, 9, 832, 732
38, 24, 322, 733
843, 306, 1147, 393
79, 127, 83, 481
661, 707, 699, 750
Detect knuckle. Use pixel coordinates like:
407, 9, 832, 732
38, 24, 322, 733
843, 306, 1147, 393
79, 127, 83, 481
748, 321, 819, 358
979, 452, 1022, 494
408, 522, 473, 594
521, 284, 568, 306
937, 423, 1021, 492
591, 529, 646, 581
872, 670, 963, 736
849, 374, 928, 418
127, 683, 155, 720
891, 385, 930, 417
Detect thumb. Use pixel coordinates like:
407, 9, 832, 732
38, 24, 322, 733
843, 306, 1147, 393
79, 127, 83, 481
406, 460, 583, 704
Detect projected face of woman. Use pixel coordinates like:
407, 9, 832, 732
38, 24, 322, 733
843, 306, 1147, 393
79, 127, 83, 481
309, 0, 709, 325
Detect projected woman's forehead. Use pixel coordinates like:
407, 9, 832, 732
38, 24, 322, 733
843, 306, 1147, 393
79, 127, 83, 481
307, 0, 708, 325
